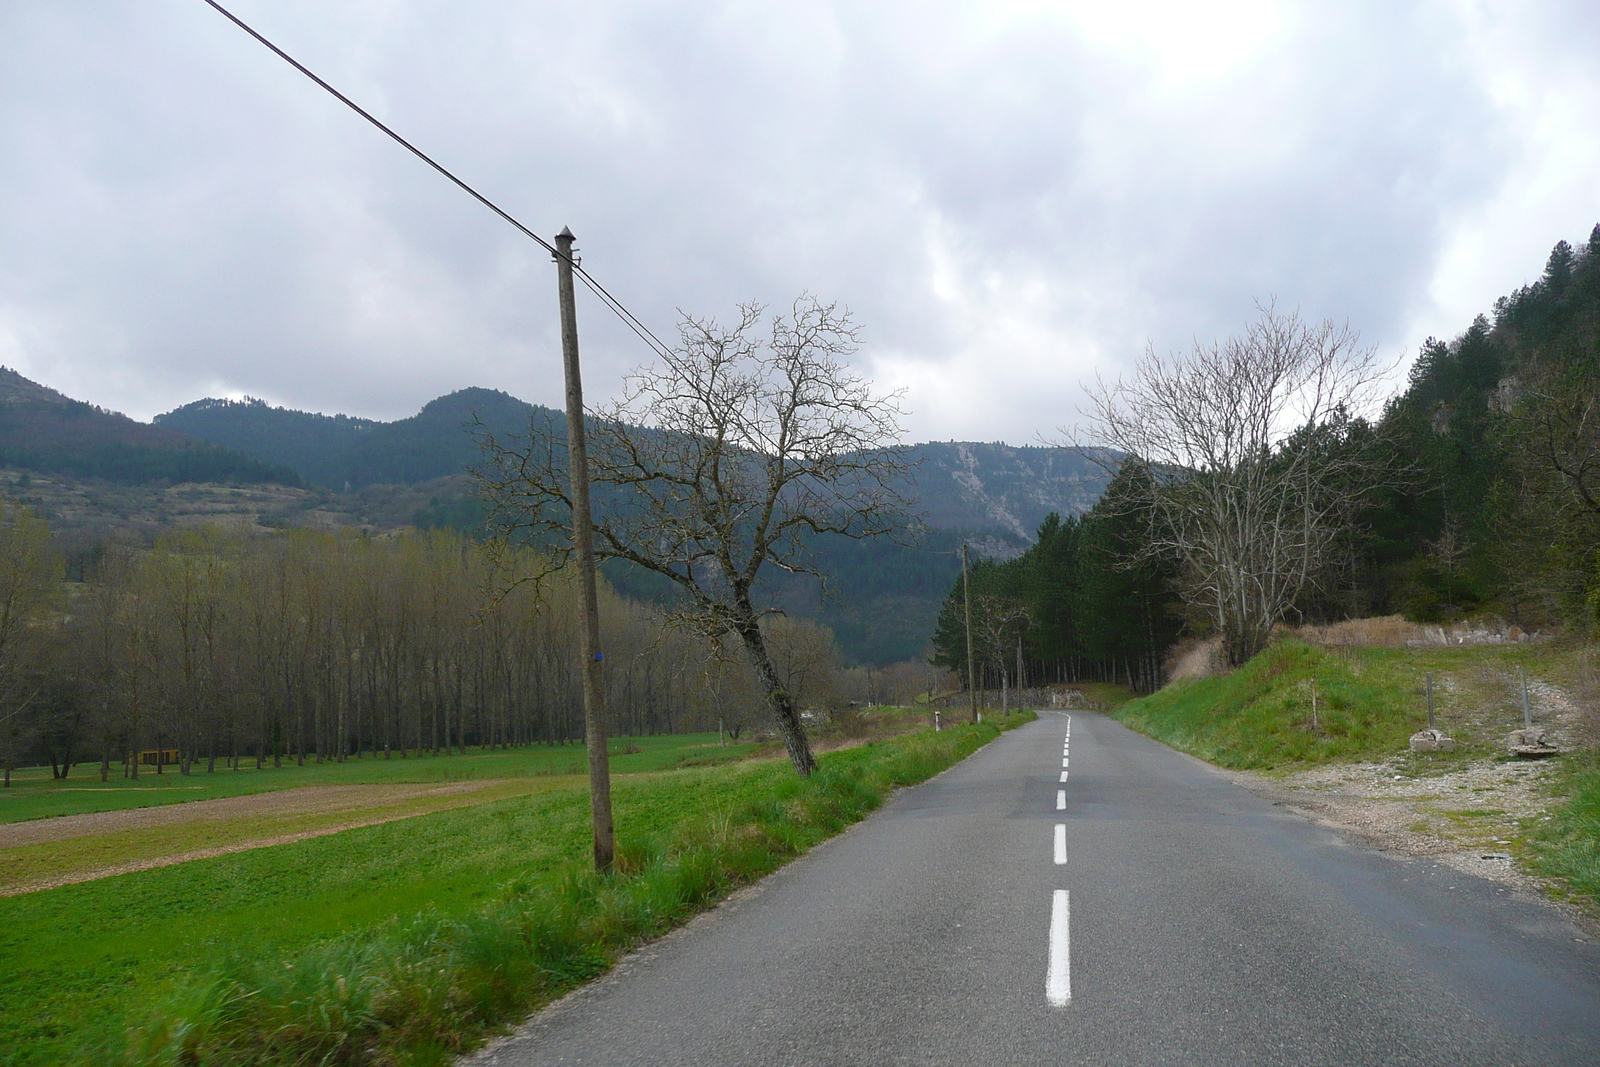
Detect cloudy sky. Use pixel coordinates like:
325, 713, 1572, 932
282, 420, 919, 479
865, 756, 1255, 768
1, 1, 1596, 444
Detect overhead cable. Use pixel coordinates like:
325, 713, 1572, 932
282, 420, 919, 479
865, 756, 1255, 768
199, 0, 674, 360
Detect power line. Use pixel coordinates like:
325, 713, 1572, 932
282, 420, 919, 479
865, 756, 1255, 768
198, 0, 674, 361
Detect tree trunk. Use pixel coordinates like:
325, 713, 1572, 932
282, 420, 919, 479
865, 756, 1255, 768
734, 614, 816, 777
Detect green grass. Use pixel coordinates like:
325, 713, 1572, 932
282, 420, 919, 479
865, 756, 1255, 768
0, 733, 759, 824
1529, 749, 1600, 910
0, 715, 1031, 1067
1069, 682, 1138, 710
1107, 639, 1558, 771
0, 778, 587, 894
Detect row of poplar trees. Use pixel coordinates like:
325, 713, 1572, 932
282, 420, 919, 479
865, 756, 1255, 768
0, 516, 838, 781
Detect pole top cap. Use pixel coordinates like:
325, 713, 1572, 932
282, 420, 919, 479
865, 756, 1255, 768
557, 225, 575, 241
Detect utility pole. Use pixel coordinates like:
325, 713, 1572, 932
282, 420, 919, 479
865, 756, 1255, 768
555, 226, 615, 873
1520, 667, 1532, 730
962, 544, 977, 723
1017, 634, 1025, 712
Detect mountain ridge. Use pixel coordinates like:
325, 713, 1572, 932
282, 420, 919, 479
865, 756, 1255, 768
0, 367, 301, 487
0, 372, 1114, 664
156, 391, 1112, 542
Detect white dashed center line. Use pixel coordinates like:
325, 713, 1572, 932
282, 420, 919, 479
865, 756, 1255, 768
1047, 890, 1072, 1006
1049, 719, 1076, 1005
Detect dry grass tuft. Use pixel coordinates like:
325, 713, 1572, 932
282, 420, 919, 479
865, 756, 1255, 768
1292, 615, 1428, 648
1165, 637, 1224, 681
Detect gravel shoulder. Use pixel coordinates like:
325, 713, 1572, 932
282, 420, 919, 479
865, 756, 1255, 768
1226, 758, 1566, 900
1223, 664, 1597, 933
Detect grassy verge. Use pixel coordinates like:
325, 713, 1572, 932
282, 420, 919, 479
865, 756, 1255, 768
0, 734, 760, 824
1112, 637, 1600, 914
1067, 682, 1138, 711
4, 714, 1029, 1067
1106, 639, 1590, 771
1109, 640, 1446, 769
1529, 749, 1600, 910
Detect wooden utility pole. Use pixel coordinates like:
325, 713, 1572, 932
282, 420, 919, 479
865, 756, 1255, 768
1017, 634, 1025, 711
962, 544, 977, 722
555, 226, 615, 873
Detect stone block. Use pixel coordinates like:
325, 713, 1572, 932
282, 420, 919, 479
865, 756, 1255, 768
1409, 729, 1456, 752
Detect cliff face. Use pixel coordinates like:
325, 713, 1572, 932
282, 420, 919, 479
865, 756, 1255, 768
906, 441, 1114, 542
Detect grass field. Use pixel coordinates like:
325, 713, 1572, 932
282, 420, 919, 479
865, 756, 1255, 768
0, 715, 1029, 1067
0, 733, 761, 824
0, 779, 591, 896
1109, 639, 1584, 771
1531, 749, 1600, 907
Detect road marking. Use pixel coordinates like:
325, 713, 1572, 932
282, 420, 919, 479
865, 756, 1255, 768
1062, 758, 1069, 767
1048, 890, 1071, 1006
1054, 823, 1067, 865
1056, 789, 1066, 810
1059, 771, 1068, 782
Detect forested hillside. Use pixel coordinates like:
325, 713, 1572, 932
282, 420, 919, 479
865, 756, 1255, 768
159, 393, 1110, 535
0, 369, 299, 487
157, 392, 1112, 663
934, 226, 1600, 693
1366, 227, 1600, 626
155, 388, 540, 490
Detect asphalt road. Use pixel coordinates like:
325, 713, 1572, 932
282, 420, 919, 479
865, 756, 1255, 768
464, 712, 1600, 1066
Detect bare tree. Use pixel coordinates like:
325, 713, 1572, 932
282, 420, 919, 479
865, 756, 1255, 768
1081, 304, 1392, 667
762, 614, 841, 720
478, 296, 910, 776
1511, 363, 1600, 519
971, 594, 1030, 710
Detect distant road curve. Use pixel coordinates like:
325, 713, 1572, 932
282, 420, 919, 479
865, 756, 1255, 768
464, 712, 1600, 1067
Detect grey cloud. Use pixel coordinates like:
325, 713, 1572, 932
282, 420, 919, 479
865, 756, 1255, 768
1, 1, 1594, 443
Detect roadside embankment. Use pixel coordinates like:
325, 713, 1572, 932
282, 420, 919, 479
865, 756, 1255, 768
1106, 638, 1600, 921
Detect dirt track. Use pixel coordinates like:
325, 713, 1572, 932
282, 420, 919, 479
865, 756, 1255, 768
0, 779, 570, 897
4, 817, 442, 896
0, 780, 517, 849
